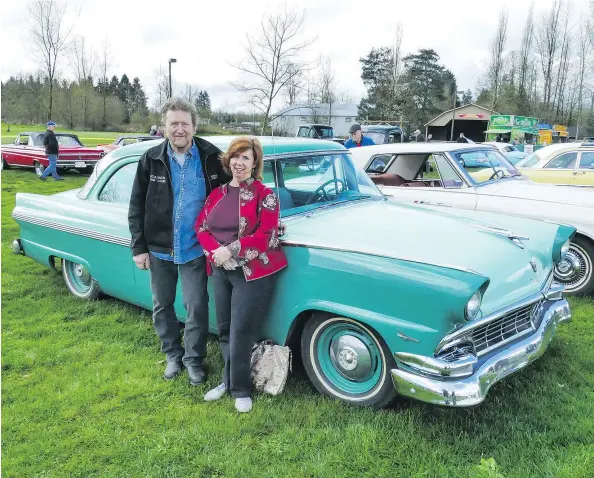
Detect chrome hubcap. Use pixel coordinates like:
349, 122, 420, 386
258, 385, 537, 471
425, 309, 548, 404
74, 264, 84, 277
329, 335, 372, 380
554, 245, 591, 291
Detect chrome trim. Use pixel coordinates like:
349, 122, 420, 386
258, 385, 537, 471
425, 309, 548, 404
281, 240, 483, 275
545, 282, 565, 300
471, 224, 529, 249
436, 270, 555, 355
394, 352, 477, 378
391, 299, 571, 407
264, 150, 345, 161
397, 330, 420, 343
11, 212, 129, 247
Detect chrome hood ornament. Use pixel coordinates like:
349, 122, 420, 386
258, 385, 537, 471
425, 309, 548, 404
471, 225, 529, 249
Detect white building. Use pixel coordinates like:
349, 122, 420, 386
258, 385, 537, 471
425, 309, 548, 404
270, 103, 358, 137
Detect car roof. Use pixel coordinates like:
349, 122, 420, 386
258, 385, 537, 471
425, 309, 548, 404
534, 142, 594, 157
103, 136, 346, 161
349, 141, 490, 157
363, 125, 402, 131
17, 132, 77, 137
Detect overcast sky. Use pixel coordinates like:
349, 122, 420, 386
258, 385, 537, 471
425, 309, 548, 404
1, 0, 590, 113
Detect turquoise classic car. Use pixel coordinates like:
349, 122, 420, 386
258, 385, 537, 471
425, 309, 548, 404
12, 136, 574, 408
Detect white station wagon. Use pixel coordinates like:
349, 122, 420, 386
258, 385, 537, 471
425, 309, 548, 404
350, 142, 594, 296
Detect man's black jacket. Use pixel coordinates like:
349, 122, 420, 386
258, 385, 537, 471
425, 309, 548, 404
128, 137, 231, 256
43, 129, 59, 155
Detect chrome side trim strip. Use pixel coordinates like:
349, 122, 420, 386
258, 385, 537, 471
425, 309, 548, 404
12, 212, 129, 247
281, 240, 482, 274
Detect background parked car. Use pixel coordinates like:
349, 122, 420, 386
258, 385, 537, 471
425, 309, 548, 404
483, 141, 528, 165
11, 136, 573, 408
515, 141, 594, 186
351, 142, 594, 296
98, 135, 160, 152
1, 132, 105, 175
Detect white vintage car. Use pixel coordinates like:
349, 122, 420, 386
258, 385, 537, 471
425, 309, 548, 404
350, 142, 594, 296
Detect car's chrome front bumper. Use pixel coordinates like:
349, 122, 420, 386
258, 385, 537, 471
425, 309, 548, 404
391, 298, 571, 407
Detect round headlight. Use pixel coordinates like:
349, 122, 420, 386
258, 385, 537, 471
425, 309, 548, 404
560, 239, 570, 259
465, 290, 482, 321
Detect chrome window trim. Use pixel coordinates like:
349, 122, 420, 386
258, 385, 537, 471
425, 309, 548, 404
543, 150, 579, 170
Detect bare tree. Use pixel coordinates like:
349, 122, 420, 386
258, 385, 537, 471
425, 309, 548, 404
70, 36, 96, 128
98, 37, 111, 129
575, 17, 593, 137
552, 10, 571, 122
487, 9, 508, 113
231, 7, 315, 130
153, 65, 170, 111
534, 0, 563, 108
27, 0, 74, 121
518, 2, 535, 114
284, 63, 304, 106
183, 84, 199, 103
317, 57, 337, 125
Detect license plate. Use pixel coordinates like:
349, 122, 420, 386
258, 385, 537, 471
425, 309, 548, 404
74, 161, 86, 168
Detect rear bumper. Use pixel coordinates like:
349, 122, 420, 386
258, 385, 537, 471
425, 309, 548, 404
391, 298, 570, 407
56, 159, 99, 168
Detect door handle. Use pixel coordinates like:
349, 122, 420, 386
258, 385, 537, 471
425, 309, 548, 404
573, 171, 586, 175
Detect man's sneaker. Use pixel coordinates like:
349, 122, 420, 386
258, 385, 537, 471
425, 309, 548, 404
204, 383, 227, 401
163, 361, 183, 380
235, 397, 253, 413
39, 176, 47, 181
54, 177, 64, 181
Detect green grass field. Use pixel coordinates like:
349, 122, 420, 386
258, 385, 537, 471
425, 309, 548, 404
2, 169, 594, 477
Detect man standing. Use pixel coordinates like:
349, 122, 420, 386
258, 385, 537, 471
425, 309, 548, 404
40, 121, 63, 181
128, 97, 230, 384
456, 133, 469, 143
344, 124, 375, 149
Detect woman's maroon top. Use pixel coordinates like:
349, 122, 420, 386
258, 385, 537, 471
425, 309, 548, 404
205, 185, 239, 246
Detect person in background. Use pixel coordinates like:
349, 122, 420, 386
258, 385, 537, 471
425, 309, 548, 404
149, 125, 157, 135
456, 133, 469, 143
128, 97, 230, 385
156, 126, 164, 137
40, 121, 63, 181
344, 124, 375, 148
197, 136, 287, 413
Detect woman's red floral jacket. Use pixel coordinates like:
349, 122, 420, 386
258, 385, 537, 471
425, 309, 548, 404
196, 177, 288, 281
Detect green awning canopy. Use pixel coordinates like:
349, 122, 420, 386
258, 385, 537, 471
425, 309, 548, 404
516, 128, 539, 135
485, 128, 512, 134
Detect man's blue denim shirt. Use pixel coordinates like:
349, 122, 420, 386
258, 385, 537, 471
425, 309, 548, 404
151, 141, 206, 264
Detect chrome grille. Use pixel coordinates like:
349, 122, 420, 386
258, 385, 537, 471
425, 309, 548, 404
437, 344, 475, 362
468, 299, 544, 356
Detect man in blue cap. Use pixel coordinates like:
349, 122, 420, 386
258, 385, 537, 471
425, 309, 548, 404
40, 121, 63, 181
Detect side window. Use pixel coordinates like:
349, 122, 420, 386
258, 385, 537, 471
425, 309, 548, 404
433, 154, 465, 188
502, 146, 512, 152
262, 161, 279, 187
297, 127, 308, 138
122, 138, 137, 146
414, 156, 439, 180
579, 152, 594, 169
545, 152, 577, 169
366, 154, 392, 173
19, 135, 30, 145
98, 163, 138, 204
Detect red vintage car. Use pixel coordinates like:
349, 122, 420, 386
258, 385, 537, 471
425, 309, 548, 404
1, 132, 106, 175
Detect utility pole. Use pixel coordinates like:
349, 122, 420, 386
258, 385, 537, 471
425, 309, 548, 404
450, 90, 464, 141
168, 58, 177, 98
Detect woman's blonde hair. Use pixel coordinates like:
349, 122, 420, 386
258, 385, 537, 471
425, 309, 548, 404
221, 136, 264, 181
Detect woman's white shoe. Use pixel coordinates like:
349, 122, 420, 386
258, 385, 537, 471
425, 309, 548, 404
235, 397, 252, 413
204, 383, 227, 401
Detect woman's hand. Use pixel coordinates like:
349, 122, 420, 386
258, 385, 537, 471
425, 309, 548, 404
212, 246, 232, 266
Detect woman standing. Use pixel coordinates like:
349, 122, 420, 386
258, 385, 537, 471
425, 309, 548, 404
196, 137, 287, 413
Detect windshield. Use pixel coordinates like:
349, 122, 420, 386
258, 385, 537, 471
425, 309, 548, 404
264, 152, 383, 217
365, 132, 386, 144
452, 149, 521, 185
516, 152, 540, 168
313, 127, 333, 139
56, 135, 83, 146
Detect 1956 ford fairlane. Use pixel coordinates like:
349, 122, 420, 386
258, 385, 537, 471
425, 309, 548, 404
11, 137, 574, 408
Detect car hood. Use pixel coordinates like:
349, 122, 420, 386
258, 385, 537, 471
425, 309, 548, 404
479, 177, 594, 208
283, 199, 562, 314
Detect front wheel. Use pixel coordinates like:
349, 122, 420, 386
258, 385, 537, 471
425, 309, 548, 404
554, 236, 594, 296
62, 259, 101, 299
34, 161, 45, 177
301, 313, 397, 408
1, 155, 9, 170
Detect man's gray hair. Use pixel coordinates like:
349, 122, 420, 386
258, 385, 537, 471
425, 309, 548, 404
160, 97, 197, 127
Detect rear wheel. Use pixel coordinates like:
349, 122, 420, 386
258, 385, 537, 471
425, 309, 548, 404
554, 236, 594, 296
1, 155, 9, 170
301, 313, 397, 408
62, 259, 101, 299
34, 161, 45, 177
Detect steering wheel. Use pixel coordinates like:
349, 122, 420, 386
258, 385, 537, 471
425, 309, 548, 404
306, 179, 346, 205
488, 169, 505, 180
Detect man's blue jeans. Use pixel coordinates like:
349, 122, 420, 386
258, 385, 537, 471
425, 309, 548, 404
41, 154, 60, 179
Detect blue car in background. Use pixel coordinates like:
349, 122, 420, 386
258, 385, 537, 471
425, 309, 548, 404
484, 142, 528, 165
